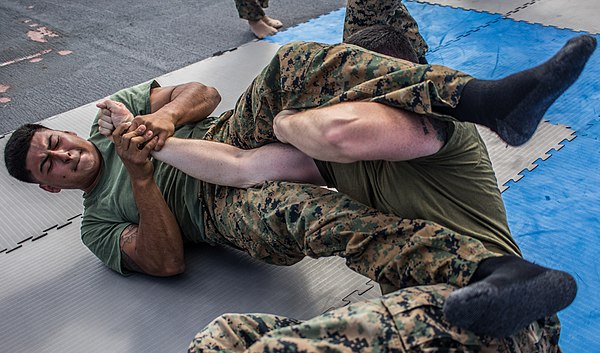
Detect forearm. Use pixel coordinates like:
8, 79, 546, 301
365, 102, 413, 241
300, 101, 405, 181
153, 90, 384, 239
153, 82, 221, 127
153, 138, 325, 188
130, 176, 185, 276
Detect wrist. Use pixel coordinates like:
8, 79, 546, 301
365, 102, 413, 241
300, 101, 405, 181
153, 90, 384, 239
126, 164, 155, 186
130, 174, 155, 188
273, 114, 288, 143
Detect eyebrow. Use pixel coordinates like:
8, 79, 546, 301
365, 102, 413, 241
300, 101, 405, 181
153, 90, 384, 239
39, 134, 52, 174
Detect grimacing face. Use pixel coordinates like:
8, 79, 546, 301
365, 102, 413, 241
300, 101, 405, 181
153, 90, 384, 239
25, 129, 101, 192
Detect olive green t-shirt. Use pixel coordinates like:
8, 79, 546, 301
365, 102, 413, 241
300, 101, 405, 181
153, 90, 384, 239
315, 121, 521, 256
81, 81, 212, 274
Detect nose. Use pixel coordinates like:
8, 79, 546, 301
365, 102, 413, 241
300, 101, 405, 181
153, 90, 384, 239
49, 150, 72, 163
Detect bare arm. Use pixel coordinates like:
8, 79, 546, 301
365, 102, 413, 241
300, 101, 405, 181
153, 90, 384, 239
153, 138, 326, 188
273, 102, 446, 163
146, 82, 221, 127
113, 123, 185, 276
97, 82, 221, 151
98, 101, 325, 188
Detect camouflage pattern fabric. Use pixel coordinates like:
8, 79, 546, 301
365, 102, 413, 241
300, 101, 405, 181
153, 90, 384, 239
201, 180, 496, 289
204, 41, 471, 149
344, 0, 429, 62
188, 284, 562, 353
234, 0, 269, 21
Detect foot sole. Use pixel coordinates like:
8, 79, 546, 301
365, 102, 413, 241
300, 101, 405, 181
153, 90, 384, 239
443, 269, 577, 337
497, 34, 596, 146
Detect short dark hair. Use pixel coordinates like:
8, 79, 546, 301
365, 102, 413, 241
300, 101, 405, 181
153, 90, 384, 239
4, 123, 47, 183
345, 25, 419, 63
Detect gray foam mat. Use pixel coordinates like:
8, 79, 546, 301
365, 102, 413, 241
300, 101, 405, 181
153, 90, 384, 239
0, 217, 380, 352
477, 122, 576, 192
415, 0, 600, 34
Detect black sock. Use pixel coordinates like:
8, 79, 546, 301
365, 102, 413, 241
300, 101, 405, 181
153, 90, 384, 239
469, 255, 546, 285
444, 34, 596, 146
444, 255, 577, 337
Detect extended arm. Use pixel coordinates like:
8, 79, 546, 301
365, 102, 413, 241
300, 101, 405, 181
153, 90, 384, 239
153, 138, 325, 188
273, 102, 447, 163
98, 100, 325, 188
113, 123, 185, 276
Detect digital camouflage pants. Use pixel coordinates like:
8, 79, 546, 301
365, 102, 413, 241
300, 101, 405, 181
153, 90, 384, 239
234, 0, 269, 21
189, 284, 561, 353
197, 1, 560, 351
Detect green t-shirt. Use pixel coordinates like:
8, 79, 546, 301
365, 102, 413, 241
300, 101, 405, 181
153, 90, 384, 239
315, 122, 521, 256
81, 81, 212, 274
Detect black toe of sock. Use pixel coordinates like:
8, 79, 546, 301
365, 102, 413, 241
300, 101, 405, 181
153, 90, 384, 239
443, 269, 577, 338
498, 34, 597, 146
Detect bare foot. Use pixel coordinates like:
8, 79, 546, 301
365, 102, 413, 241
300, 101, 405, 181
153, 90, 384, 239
262, 15, 283, 29
248, 19, 277, 39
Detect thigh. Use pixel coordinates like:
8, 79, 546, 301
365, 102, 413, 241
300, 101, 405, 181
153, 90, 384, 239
202, 180, 379, 265
207, 42, 471, 149
201, 180, 496, 289
250, 300, 400, 353
189, 313, 301, 353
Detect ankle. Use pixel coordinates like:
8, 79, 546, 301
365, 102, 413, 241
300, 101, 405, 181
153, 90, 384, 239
470, 255, 546, 284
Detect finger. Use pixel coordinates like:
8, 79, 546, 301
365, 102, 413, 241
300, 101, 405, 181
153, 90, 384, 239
112, 122, 132, 144
132, 129, 154, 144
104, 100, 124, 112
130, 133, 155, 154
129, 118, 141, 133
122, 125, 150, 148
143, 136, 160, 154
95, 99, 109, 109
99, 126, 112, 136
122, 125, 147, 140
98, 121, 115, 137
99, 108, 111, 118
98, 119, 114, 130
154, 132, 168, 151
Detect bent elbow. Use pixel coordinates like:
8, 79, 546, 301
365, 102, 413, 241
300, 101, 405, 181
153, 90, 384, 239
142, 258, 186, 277
153, 262, 186, 277
322, 127, 359, 163
200, 84, 221, 106
165, 262, 186, 276
209, 87, 221, 105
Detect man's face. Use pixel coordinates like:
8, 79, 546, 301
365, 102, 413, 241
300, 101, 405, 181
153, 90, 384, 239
25, 129, 101, 192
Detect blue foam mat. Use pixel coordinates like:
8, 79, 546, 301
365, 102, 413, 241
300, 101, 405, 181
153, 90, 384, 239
503, 123, 600, 348
266, 2, 600, 351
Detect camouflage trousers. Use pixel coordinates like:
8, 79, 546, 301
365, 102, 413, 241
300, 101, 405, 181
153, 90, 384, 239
234, 0, 269, 21
344, 0, 429, 62
201, 42, 482, 289
201, 180, 495, 289
205, 41, 470, 149
188, 284, 562, 353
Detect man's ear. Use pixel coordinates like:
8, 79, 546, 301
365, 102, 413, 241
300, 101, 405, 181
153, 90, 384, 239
39, 184, 62, 193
